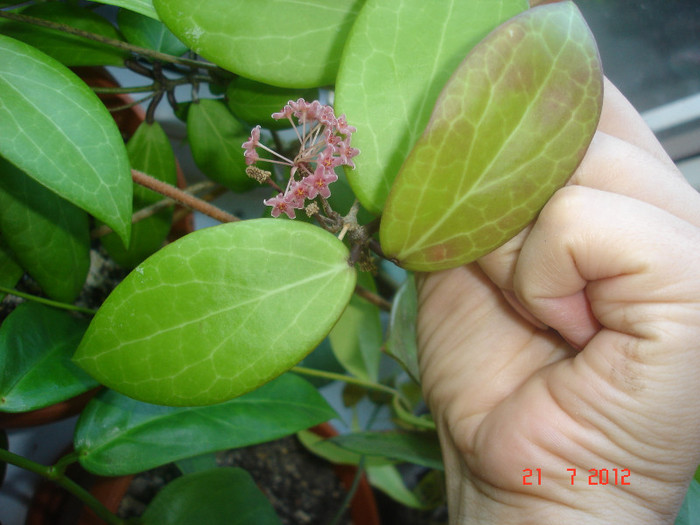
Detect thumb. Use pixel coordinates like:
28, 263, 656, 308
514, 185, 700, 352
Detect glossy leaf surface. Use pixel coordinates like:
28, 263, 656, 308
117, 8, 188, 55
0, 3, 127, 66
0, 303, 96, 413
331, 430, 443, 470
226, 77, 318, 130
380, 2, 603, 271
0, 158, 90, 303
187, 99, 256, 192
335, 0, 527, 214
0, 35, 132, 244
90, 0, 159, 20
74, 219, 356, 406
142, 468, 282, 525
75, 374, 335, 475
153, 0, 365, 88
385, 274, 419, 383
101, 121, 176, 268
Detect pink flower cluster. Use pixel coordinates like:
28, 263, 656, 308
242, 99, 359, 219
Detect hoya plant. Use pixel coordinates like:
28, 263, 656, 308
3, 0, 692, 524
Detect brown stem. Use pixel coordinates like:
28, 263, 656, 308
0, 11, 220, 71
354, 284, 392, 312
131, 170, 239, 224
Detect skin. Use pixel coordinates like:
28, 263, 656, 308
416, 78, 700, 524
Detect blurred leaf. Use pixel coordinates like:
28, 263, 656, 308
328, 272, 382, 382
297, 429, 392, 467
226, 77, 318, 130
74, 219, 356, 406
331, 431, 443, 470
0, 303, 96, 413
90, 0, 160, 20
380, 2, 603, 271
117, 8, 187, 56
0, 3, 127, 66
366, 464, 428, 509
675, 479, 700, 525
0, 429, 6, 485
385, 274, 420, 383
153, 0, 365, 88
0, 158, 90, 302
298, 338, 346, 388
75, 374, 335, 475
336, 0, 527, 214
0, 35, 132, 244
187, 99, 257, 192
101, 121, 177, 268
143, 468, 282, 525
175, 453, 218, 475
0, 241, 23, 302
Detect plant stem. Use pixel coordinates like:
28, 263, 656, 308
354, 285, 392, 312
131, 170, 239, 224
0, 448, 125, 525
0, 286, 97, 315
291, 366, 398, 399
0, 10, 219, 71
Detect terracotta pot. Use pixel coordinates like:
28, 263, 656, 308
0, 389, 100, 430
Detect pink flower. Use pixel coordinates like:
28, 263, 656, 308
286, 180, 311, 208
336, 138, 360, 169
335, 114, 356, 135
263, 193, 296, 219
303, 166, 338, 199
242, 125, 261, 165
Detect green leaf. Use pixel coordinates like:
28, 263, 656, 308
366, 464, 427, 509
226, 77, 318, 130
328, 272, 382, 382
101, 121, 177, 268
0, 3, 128, 66
330, 431, 443, 470
117, 8, 188, 56
89, 0, 160, 21
142, 468, 282, 525
0, 241, 23, 303
335, 0, 527, 214
153, 0, 366, 88
0, 35, 132, 244
0, 303, 96, 413
187, 99, 257, 192
75, 374, 335, 475
74, 219, 356, 406
297, 429, 392, 467
380, 2, 603, 271
0, 158, 90, 303
675, 479, 700, 525
385, 274, 419, 383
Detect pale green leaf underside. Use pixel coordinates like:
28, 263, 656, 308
153, 0, 365, 88
0, 35, 132, 244
335, 0, 528, 214
74, 219, 356, 406
380, 2, 603, 271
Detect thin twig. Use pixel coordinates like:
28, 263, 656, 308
131, 170, 239, 224
354, 284, 392, 312
0, 11, 220, 71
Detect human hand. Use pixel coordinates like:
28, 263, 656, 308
416, 78, 700, 524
